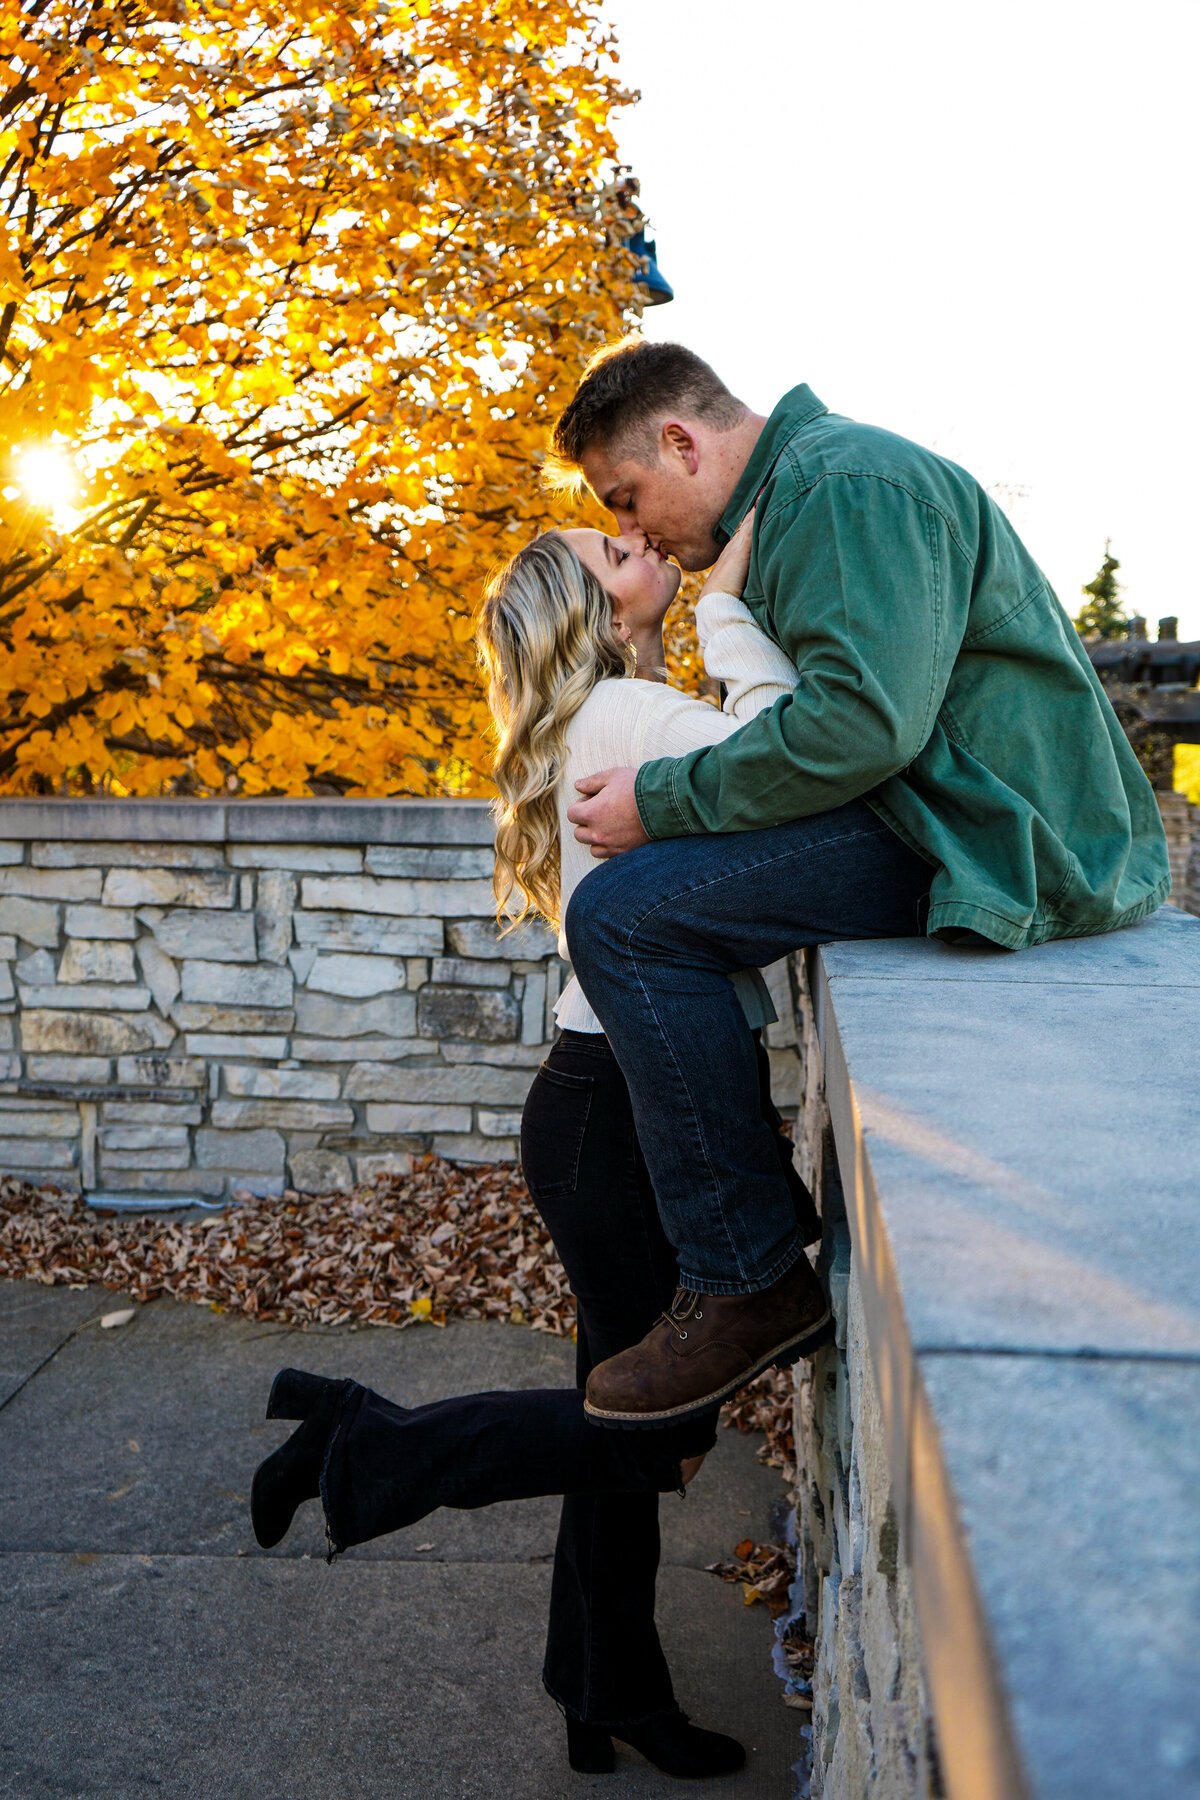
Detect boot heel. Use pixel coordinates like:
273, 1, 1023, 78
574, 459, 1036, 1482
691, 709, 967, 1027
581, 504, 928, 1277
267, 1368, 340, 1421
566, 1718, 615, 1774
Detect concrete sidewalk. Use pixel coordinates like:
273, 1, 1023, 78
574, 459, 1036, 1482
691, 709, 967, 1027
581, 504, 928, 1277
0, 1279, 804, 1799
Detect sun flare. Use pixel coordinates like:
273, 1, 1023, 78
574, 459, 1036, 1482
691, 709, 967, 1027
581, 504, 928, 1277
16, 448, 79, 515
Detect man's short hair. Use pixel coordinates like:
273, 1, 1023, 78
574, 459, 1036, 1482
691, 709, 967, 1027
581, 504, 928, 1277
547, 337, 745, 493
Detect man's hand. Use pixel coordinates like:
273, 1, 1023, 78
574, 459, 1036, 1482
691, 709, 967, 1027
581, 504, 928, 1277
567, 767, 650, 859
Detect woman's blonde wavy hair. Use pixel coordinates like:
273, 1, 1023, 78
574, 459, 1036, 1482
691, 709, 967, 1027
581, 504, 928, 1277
476, 530, 632, 930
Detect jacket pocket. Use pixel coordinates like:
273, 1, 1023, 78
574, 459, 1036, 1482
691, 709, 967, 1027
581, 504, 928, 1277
519, 1065, 595, 1199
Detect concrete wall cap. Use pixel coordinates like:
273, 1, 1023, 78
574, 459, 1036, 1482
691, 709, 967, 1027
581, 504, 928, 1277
0, 796, 496, 846
811, 903, 1200, 1800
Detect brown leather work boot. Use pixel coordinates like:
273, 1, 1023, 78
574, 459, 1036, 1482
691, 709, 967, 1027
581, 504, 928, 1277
584, 1256, 834, 1429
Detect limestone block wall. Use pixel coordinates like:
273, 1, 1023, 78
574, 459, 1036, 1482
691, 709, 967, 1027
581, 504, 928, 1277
782, 917, 1200, 1800
794, 1260, 937, 1799
0, 799, 565, 1203
785, 957, 937, 1800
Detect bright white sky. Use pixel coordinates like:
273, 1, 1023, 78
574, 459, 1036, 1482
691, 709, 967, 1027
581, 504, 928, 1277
606, 0, 1200, 638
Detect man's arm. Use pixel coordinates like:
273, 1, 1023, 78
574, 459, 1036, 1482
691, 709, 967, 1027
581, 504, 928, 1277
566, 593, 801, 857
633, 473, 962, 839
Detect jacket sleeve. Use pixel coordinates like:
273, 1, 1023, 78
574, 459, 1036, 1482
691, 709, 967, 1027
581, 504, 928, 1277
635, 473, 958, 837
694, 590, 798, 720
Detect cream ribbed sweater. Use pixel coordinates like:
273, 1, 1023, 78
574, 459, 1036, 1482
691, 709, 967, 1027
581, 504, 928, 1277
553, 591, 799, 1035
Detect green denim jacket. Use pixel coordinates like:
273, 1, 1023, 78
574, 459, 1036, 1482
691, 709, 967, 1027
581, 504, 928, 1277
634, 385, 1170, 948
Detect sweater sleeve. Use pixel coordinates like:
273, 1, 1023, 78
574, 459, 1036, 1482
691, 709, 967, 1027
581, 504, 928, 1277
614, 678, 744, 761
558, 678, 780, 1031
568, 648, 796, 789
694, 590, 798, 721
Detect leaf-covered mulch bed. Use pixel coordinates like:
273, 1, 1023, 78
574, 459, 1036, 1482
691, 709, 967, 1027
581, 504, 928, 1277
0, 1159, 572, 1332
0, 1160, 796, 1468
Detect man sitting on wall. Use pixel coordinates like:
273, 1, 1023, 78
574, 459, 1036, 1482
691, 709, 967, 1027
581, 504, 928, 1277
551, 337, 1170, 1428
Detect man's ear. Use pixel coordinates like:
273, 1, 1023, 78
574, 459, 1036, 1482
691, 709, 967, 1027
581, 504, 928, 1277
661, 421, 700, 475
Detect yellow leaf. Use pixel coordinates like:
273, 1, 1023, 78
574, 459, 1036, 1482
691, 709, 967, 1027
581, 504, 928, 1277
0, 0, 637, 799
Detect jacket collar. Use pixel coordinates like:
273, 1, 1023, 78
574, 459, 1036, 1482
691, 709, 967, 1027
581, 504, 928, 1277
717, 384, 829, 543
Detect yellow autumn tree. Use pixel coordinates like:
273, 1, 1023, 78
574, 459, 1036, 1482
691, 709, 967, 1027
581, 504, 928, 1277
0, 0, 641, 795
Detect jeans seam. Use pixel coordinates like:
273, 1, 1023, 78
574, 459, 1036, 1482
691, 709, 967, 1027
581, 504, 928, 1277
613, 944, 802, 1292
616, 938, 751, 1284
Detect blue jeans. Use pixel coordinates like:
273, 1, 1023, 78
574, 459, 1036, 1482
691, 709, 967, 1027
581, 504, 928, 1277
564, 800, 931, 1295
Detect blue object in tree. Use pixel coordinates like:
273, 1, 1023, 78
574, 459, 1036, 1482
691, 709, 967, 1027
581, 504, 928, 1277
627, 229, 674, 306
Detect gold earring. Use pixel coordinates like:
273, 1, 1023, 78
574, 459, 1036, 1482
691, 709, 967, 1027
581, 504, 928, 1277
628, 641, 638, 671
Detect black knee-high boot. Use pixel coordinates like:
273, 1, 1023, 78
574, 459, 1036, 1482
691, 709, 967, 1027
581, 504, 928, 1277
319, 1381, 695, 1556
251, 1370, 703, 1557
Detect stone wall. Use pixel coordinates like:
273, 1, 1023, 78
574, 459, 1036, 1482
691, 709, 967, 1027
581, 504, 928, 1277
793, 1241, 938, 1799
781, 913, 1200, 1800
0, 799, 566, 1204
779, 956, 938, 1800
1157, 790, 1200, 916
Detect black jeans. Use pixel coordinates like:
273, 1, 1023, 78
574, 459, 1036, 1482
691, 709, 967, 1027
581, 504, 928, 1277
318, 1031, 812, 1725
526, 1030, 815, 1725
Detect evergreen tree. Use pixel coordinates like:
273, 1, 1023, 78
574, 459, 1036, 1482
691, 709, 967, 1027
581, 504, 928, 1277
1075, 542, 1127, 639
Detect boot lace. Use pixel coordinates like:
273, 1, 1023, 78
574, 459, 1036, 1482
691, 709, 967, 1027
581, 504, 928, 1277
658, 1286, 704, 1342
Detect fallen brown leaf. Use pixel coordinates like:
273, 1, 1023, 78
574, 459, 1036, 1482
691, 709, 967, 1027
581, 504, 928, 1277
705, 1538, 797, 1619
0, 1160, 574, 1338
719, 1362, 797, 1480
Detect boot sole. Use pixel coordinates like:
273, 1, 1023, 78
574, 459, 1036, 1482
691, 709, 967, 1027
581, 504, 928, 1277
582, 1307, 836, 1429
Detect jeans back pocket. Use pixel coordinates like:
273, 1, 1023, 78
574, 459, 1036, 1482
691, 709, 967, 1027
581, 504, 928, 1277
520, 1065, 595, 1199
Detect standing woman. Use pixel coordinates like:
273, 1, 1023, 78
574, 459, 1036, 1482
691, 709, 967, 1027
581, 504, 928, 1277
250, 515, 820, 1781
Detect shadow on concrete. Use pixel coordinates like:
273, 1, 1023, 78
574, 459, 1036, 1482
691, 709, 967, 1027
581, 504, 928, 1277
0, 1280, 804, 1799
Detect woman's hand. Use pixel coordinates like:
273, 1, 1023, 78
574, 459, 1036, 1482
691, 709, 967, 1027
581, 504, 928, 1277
699, 504, 756, 601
